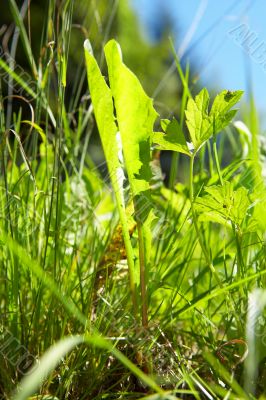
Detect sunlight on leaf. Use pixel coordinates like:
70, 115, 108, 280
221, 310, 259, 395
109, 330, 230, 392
185, 88, 212, 151
210, 89, 243, 134
84, 39, 137, 312
104, 39, 158, 200
185, 88, 243, 152
153, 118, 191, 156
104, 39, 158, 280
195, 181, 250, 227
84, 39, 121, 184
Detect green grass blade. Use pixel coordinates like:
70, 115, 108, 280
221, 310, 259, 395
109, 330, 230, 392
0, 58, 56, 127
244, 289, 266, 395
0, 58, 36, 99
9, 0, 38, 77
175, 268, 266, 318
12, 336, 84, 400
2, 232, 88, 327
13, 335, 164, 400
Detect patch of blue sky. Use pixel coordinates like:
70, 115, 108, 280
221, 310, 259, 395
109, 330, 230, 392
131, 0, 266, 128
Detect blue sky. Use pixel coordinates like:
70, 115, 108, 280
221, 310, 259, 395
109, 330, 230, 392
131, 0, 266, 128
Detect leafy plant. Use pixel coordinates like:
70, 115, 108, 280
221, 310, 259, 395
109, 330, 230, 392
195, 181, 250, 228
153, 118, 191, 156
154, 88, 243, 156
84, 39, 157, 328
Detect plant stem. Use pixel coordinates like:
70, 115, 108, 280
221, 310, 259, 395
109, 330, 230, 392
136, 219, 148, 328
213, 136, 246, 303
189, 154, 223, 288
213, 134, 223, 185
115, 195, 138, 319
207, 140, 214, 177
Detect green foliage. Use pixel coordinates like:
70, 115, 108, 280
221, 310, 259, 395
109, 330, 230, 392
9, 0, 37, 76
84, 38, 139, 315
0, 2, 266, 398
83, 40, 123, 204
14, 335, 163, 400
185, 88, 212, 151
153, 88, 243, 158
85, 38, 159, 326
104, 39, 157, 203
244, 289, 266, 395
185, 88, 243, 152
153, 118, 191, 156
195, 181, 250, 227
104, 40, 157, 328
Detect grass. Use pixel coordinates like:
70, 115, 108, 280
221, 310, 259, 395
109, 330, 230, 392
0, 1, 266, 399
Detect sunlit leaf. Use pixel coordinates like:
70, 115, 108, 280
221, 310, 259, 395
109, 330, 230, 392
249, 188, 266, 231
210, 90, 243, 134
104, 39, 158, 202
84, 40, 120, 182
185, 88, 213, 151
84, 39, 137, 311
195, 181, 250, 227
185, 88, 243, 152
153, 118, 191, 156
104, 39, 158, 271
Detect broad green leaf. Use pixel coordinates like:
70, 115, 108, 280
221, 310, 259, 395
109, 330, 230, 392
195, 181, 250, 227
104, 39, 158, 204
212, 109, 238, 134
185, 88, 243, 152
210, 90, 244, 134
84, 39, 137, 311
153, 118, 191, 156
210, 90, 244, 116
185, 88, 213, 151
104, 39, 157, 277
84, 40, 120, 181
